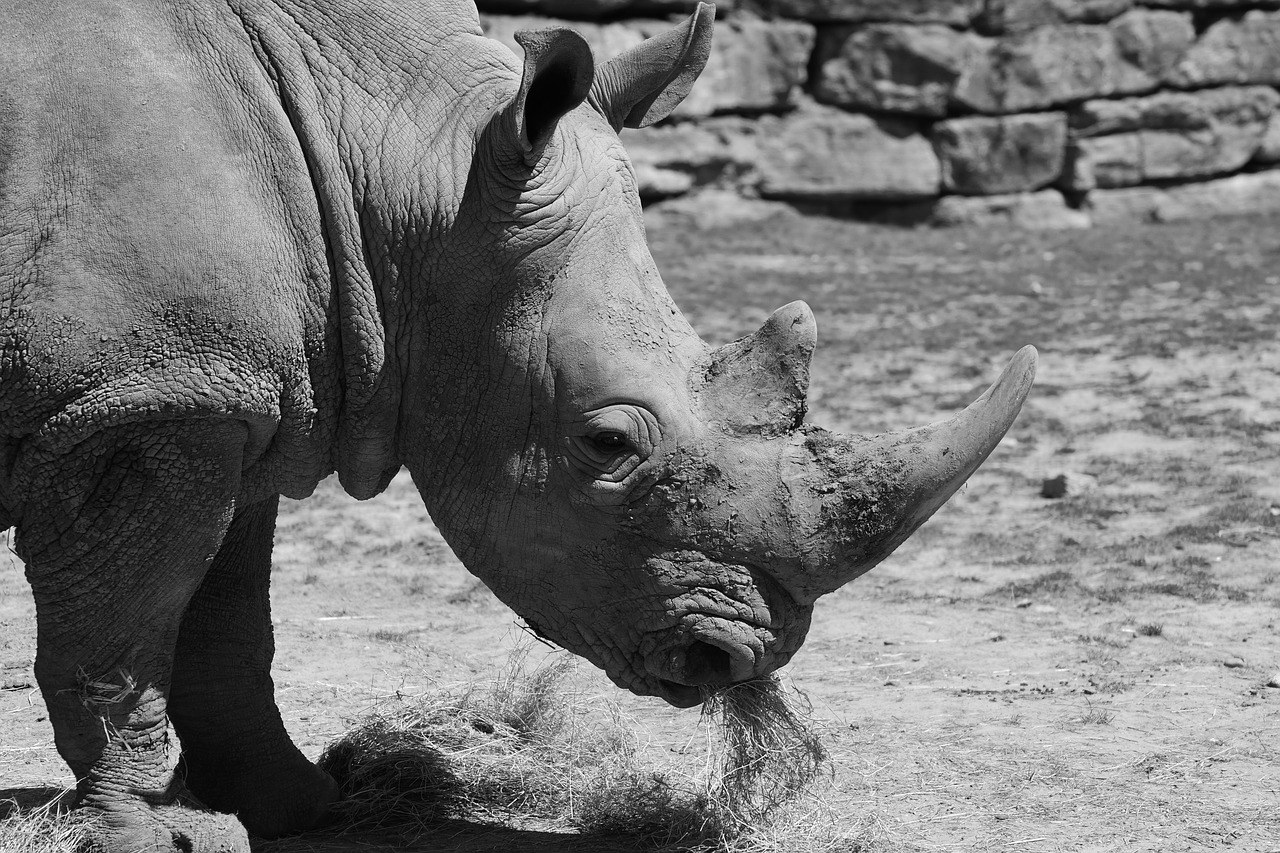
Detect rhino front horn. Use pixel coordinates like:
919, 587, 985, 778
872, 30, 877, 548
783, 345, 1038, 602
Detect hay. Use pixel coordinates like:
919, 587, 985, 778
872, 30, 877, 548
0, 789, 94, 853
318, 653, 591, 834
316, 651, 832, 850
700, 676, 831, 830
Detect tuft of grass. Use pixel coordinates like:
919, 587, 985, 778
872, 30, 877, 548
1077, 701, 1115, 726
992, 568, 1079, 601
312, 651, 834, 850
1137, 623, 1164, 637
369, 628, 414, 643
0, 790, 94, 853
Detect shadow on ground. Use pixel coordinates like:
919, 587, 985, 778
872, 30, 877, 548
2, 787, 646, 852
258, 819, 648, 853
0, 786, 68, 818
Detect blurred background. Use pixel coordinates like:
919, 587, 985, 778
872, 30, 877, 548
483, 0, 1280, 229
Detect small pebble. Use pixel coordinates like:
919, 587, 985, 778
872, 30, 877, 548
1040, 471, 1098, 499
1223, 656, 1246, 669
1040, 474, 1068, 499
1266, 674, 1280, 689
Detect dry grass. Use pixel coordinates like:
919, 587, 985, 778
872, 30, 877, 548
309, 651, 839, 851
0, 789, 93, 853
1, 656, 855, 853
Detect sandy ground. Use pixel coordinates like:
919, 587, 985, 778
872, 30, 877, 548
2, 208, 1278, 851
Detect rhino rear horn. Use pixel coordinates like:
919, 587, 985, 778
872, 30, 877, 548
512, 28, 596, 153
697, 301, 816, 436
588, 2, 715, 131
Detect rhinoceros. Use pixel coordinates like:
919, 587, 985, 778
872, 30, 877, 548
0, 0, 1035, 849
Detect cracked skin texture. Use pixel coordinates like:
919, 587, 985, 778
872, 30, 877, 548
0, 1, 1034, 850
0, 0, 490, 504
0, 1, 551, 848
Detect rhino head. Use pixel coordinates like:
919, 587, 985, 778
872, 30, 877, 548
398, 5, 1037, 707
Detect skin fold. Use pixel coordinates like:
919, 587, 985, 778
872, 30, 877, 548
0, 0, 1035, 849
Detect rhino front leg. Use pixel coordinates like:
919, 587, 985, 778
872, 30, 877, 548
15, 419, 252, 853
169, 494, 339, 839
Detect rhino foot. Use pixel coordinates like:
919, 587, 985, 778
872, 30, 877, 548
180, 749, 339, 839
80, 789, 250, 853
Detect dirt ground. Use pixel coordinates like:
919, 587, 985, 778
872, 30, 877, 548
2, 206, 1278, 852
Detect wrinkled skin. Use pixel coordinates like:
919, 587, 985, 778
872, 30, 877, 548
0, 0, 1035, 850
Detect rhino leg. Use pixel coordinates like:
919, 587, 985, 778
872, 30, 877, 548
15, 420, 251, 853
170, 495, 339, 838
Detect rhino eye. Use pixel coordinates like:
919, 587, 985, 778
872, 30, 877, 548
588, 431, 630, 453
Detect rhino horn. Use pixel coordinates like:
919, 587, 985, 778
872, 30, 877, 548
782, 345, 1038, 601
697, 301, 816, 436
511, 28, 595, 153
588, 2, 715, 131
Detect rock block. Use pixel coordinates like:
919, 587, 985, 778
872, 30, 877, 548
1253, 112, 1280, 164
1139, 0, 1273, 8
645, 190, 798, 230
739, 0, 981, 25
755, 104, 941, 201
624, 119, 758, 200
1169, 10, 1280, 88
1067, 86, 1280, 186
1152, 169, 1280, 221
1064, 134, 1142, 189
933, 112, 1068, 194
953, 23, 1157, 113
1087, 168, 1280, 224
812, 24, 991, 118
481, 14, 812, 117
475, 0, 717, 18
932, 189, 1092, 229
482, 14, 646, 65
976, 0, 1132, 35
1071, 84, 1279, 136
674, 16, 814, 117
633, 164, 696, 199
1110, 8, 1195, 82
1084, 184, 1165, 223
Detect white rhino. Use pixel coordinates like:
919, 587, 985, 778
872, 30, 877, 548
0, 0, 1036, 849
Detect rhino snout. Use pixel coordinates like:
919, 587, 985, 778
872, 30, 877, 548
644, 613, 785, 707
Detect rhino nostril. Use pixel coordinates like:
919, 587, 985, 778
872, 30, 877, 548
683, 640, 733, 686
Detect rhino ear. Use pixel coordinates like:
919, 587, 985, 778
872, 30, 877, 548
588, 2, 715, 131
512, 28, 596, 153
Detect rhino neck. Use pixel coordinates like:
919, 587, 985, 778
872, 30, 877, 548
224, 0, 518, 498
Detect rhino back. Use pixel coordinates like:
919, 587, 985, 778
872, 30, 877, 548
0, 0, 341, 503
0, 0, 504, 517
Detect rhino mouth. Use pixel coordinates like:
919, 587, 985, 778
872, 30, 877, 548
655, 680, 705, 708
622, 553, 811, 708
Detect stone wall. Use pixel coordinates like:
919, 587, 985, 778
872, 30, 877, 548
479, 0, 1280, 227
